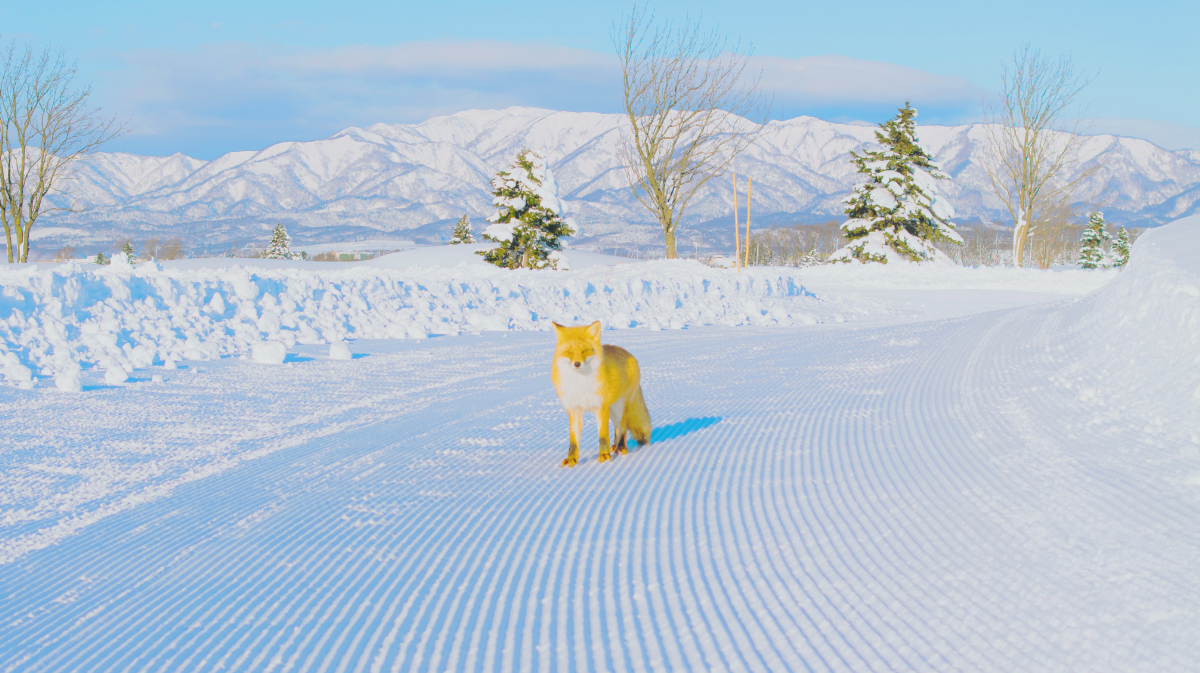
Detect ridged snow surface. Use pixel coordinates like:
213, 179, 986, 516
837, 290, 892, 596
1, 218, 1198, 671
45, 108, 1200, 245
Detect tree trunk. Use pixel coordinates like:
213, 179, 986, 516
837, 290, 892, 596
1012, 216, 1029, 268
664, 229, 677, 259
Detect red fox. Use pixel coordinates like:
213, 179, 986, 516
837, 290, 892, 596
551, 321, 652, 467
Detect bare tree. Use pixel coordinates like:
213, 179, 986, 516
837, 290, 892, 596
159, 237, 185, 260
1029, 199, 1083, 269
614, 7, 769, 258
52, 245, 74, 262
0, 43, 123, 263
983, 45, 1097, 267
143, 236, 163, 260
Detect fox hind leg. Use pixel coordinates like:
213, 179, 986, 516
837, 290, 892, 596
596, 405, 612, 463
609, 398, 629, 457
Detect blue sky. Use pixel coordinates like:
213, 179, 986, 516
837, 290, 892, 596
7, 0, 1199, 158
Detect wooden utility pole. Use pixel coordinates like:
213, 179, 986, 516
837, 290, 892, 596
733, 172, 741, 272
744, 177, 752, 268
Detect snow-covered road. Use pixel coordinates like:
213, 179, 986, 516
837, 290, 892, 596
3, 295, 1198, 671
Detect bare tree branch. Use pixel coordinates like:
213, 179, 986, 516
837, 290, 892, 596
982, 44, 1097, 267
0, 42, 124, 263
613, 7, 770, 258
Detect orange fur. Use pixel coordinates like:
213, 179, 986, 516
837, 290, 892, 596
551, 321, 652, 467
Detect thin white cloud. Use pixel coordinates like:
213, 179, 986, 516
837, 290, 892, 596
95, 40, 621, 157
86, 41, 1010, 157
278, 40, 615, 76
755, 54, 979, 105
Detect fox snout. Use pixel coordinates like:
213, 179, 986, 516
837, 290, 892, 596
573, 361, 582, 368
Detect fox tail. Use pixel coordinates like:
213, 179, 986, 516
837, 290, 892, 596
627, 386, 652, 446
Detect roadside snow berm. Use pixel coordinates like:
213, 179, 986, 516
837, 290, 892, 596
1046, 214, 1200, 448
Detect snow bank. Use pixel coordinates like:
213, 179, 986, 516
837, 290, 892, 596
0, 237, 1131, 390
0, 252, 827, 386
1053, 214, 1200, 444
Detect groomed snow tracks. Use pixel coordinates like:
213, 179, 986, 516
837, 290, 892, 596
2, 309, 1199, 671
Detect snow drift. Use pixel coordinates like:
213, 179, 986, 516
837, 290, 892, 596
0, 252, 825, 388
0, 242, 1128, 390
1046, 214, 1200, 447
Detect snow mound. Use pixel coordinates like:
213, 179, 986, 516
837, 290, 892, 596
103, 366, 128, 385
53, 364, 81, 392
251, 341, 287, 365
328, 341, 352, 360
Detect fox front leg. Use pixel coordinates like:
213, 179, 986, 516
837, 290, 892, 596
562, 411, 583, 467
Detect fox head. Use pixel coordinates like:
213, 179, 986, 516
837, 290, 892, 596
553, 321, 602, 370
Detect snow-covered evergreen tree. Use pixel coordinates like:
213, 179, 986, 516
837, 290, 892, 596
121, 241, 137, 263
1079, 212, 1113, 269
478, 149, 574, 269
1112, 225, 1131, 268
449, 215, 475, 244
830, 102, 962, 264
264, 224, 293, 260
93, 251, 108, 265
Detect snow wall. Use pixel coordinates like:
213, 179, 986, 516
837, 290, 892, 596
1053, 214, 1200, 441
0, 257, 822, 386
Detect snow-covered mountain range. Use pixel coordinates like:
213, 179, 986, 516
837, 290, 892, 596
41, 107, 1200, 253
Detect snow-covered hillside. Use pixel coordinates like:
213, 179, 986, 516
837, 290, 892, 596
41, 107, 1200, 251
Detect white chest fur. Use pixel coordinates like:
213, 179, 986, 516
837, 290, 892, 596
555, 356, 603, 411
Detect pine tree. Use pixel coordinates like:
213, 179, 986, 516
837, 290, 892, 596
93, 251, 108, 265
1078, 212, 1113, 269
121, 241, 137, 263
830, 102, 962, 264
449, 215, 475, 244
477, 149, 575, 269
1112, 225, 1131, 268
264, 223, 293, 259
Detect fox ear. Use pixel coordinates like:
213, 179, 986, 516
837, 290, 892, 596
586, 320, 601, 341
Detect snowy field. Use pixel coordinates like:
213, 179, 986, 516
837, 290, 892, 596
1, 221, 1198, 671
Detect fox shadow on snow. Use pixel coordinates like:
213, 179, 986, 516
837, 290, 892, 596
574, 416, 722, 465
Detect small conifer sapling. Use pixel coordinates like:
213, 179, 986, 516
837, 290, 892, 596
450, 215, 475, 244
94, 251, 108, 265
1112, 226, 1131, 268
478, 149, 574, 269
264, 224, 294, 260
121, 241, 136, 263
1078, 212, 1113, 269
